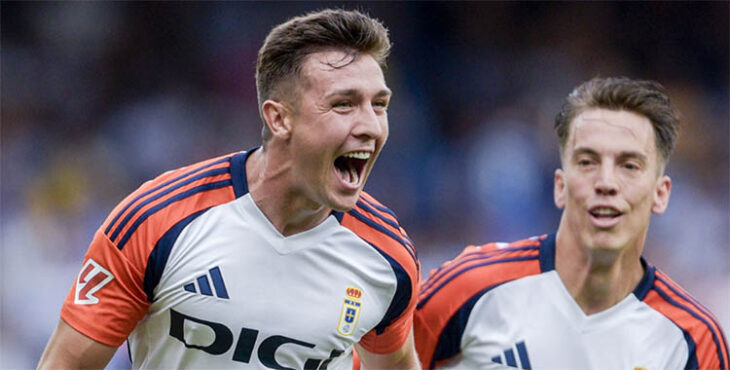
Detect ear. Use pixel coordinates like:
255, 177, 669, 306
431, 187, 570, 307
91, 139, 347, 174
651, 175, 672, 215
554, 168, 566, 209
261, 100, 293, 140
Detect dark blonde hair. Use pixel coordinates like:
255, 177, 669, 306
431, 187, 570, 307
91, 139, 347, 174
256, 9, 391, 143
555, 77, 680, 163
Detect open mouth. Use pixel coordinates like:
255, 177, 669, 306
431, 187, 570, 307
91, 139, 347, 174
334, 151, 370, 187
589, 207, 621, 218
588, 207, 623, 225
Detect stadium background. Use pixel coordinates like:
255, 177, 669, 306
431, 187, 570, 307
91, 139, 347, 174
1, 2, 727, 367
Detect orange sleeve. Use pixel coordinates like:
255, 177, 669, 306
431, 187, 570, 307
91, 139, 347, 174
342, 197, 421, 355
414, 242, 542, 369
59, 153, 238, 347
645, 271, 730, 369
60, 230, 149, 346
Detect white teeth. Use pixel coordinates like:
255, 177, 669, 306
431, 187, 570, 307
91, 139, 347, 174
343, 151, 371, 160
592, 208, 619, 216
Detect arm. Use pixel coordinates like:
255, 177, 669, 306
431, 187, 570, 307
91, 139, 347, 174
37, 319, 118, 370
355, 329, 421, 370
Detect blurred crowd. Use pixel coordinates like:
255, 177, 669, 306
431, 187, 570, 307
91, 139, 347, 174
2, 2, 727, 368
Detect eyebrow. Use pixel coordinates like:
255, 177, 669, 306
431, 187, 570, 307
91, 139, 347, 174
572, 147, 648, 161
324, 88, 392, 99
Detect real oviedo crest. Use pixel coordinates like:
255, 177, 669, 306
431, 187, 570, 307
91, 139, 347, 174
337, 286, 363, 336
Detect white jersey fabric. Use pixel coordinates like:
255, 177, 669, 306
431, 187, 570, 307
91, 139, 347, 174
415, 234, 729, 369
61, 149, 420, 369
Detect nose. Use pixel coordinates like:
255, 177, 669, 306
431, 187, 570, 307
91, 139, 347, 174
595, 163, 619, 196
352, 104, 386, 140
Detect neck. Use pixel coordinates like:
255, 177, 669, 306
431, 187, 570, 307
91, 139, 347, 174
246, 146, 330, 236
554, 224, 645, 315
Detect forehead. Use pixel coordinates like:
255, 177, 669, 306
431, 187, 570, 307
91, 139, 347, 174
567, 108, 656, 156
298, 50, 388, 94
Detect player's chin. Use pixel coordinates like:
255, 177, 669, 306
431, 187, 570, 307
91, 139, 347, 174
327, 191, 362, 212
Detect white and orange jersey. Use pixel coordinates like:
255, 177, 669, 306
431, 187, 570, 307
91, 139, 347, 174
414, 234, 729, 370
61, 148, 420, 369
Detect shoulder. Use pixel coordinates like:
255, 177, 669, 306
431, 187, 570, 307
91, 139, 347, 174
100, 151, 249, 265
414, 235, 547, 369
642, 267, 729, 369
417, 234, 546, 313
338, 191, 418, 274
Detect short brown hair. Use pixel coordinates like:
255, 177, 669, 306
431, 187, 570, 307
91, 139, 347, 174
256, 9, 391, 143
555, 77, 680, 164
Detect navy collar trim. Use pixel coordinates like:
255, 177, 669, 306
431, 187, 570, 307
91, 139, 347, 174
539, 232, 655, 299
229, 147, 258, 198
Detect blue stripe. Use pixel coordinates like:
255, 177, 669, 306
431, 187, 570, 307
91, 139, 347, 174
356, 201, 403, 238
491, 355, 502, 364
347, 208, 417, 263
357, 201, 415, 254
361, 196, 399, 220
516, 341, 531, 369
183, 283, 196, 293
127, 339, 133, 365
632, 259, 655, 300
197, 275, 213, 296
538, 233, 556, 272
144, 208, 211, 301
209, 266, 229, 299
655, 276, 727, 369
421, 247, 537, 292
230, 150, 255, 198
653, 284, 723, 369
331, 210, 344, 222
368, 242, 413, 336
504, 348, 517, 367
430, 282, 505, 368
418, 255, 538, 309
683, 330, 699, 370
117, 180, 232, 250
110, 167, 230, 242
420, 246, 539, 296
104, 157, 230, 235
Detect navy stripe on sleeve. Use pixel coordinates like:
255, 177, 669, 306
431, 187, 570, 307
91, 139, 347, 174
418, 255, 538, 309
420, 246, 539, 300
652, 284, 724, 369
144, 208, 211, 301
430, 282, 506, 368
117, 180, 232, 250
105, 157, 230, 235
655, 276, 727, 368
109, 167, 230, 242
347, 208, 417, 263
355, 200, 415, 248
369, 242, 412, 336
683, 330, 699, 370
361, 196, 399, 220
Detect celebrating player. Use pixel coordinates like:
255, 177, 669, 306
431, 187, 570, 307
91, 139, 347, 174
38, 9, 421, 369
414, 77, 728, 369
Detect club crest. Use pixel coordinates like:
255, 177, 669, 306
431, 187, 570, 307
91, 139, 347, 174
337, 286, 363, 336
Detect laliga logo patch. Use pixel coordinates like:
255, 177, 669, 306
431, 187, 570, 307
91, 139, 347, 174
337, 286, 363, 336
74, 258, 114, 305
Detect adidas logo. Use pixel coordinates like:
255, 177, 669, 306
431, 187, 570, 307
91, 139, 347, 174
183, 266, 229, 299
491, 340, 531, 369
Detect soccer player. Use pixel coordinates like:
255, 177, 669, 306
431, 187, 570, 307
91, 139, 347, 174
414, 77, 729, 369
38, 9, 421, 369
